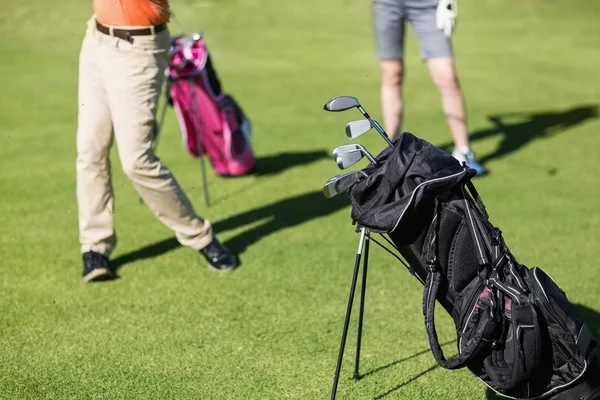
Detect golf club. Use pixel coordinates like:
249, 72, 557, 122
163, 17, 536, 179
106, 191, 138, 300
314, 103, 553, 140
324, 169, 367, 185
345, 119, 372, 140
324, 96, 394, 148
323, 170, 368, 199
333, 144, 381, 170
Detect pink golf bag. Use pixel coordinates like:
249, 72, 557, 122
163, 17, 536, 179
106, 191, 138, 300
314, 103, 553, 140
165, 33, 255, 177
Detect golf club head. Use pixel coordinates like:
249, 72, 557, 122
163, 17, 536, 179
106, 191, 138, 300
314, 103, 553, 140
324, 170, 355, 185
335, 150, 364, 170
333, 143, 380, 167
322, 170, 368, 198
332, 144, 361, 159
345, 119, 372, 139
323, 96, 361, 112
333, 144, 366, 170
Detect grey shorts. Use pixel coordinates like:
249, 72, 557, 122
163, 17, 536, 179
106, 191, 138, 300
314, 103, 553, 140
372, 0, 453, 60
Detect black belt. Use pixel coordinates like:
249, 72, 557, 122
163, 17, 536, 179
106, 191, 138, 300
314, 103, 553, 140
95, 21, 166, 43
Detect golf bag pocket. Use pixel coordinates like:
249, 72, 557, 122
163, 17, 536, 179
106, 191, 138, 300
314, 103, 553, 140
421, 195, 544, 391
423, 270, 501, 371
431, 202, 482, 293
527, 267, 596, 388
166, 33, 256, 177
483, 300, 543, 391
425, 267, 543, 392
454, 279, 500, 361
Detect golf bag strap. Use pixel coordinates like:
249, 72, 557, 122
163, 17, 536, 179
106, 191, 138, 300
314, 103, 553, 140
423, 270, 489, 370
460, 187, 489, 267
465, 180, 489, 221
423, 198, 489, 370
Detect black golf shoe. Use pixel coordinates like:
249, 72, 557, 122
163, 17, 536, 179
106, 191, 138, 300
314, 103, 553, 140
82, 251, 115, 282
199, 238, 237, 272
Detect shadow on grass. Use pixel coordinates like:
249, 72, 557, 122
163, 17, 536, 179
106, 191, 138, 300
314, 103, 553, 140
436, 104, 598, 172
360, 339, 456, 379
253, 150, 329, 176
373, 364, 439, 400
109, 149, 332, 271
111, 189, 350, 271
366, 340, 456, 399
214, 190, 350, 255
209, 150, 329, 204
111, 237, 181, 272
485, 303, 600, 400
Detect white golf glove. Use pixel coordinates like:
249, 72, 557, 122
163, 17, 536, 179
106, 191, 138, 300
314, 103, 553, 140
436, 0, 457, 38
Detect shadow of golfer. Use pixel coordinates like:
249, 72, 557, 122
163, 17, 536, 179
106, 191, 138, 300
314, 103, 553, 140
253, 150, 329, 176
360, 339, 456, 380
111, 237, 181, 272
485, 303, 600, 399
111, 189, 350, 271
437, 105, 598, 167
214, 190, 350, 255
210, 149, 330, 203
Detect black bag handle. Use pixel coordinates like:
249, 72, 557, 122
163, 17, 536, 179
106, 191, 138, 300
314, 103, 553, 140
422, 193, 494, 370
423, 269, 493, 370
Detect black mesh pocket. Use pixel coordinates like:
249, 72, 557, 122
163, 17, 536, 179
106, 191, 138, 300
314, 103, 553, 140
435, 205, 481, 293
528, 267, 595, 386
484, 302, 542, 391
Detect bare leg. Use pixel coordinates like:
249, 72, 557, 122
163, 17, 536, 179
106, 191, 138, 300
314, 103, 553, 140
379, 59, 405, 142
427, 57, 469, 148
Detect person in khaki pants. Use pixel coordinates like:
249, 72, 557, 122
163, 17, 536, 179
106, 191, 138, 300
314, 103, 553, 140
77, 0, 237, 282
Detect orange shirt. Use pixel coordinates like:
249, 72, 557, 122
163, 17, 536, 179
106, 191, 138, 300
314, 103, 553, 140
93, 0, 170, 27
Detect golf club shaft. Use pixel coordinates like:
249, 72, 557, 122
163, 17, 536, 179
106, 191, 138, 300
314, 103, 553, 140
362, 151, 381, 167
357, 106, 394, 147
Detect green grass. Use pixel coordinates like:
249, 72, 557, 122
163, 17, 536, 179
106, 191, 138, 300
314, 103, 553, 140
1, 0, 600, 399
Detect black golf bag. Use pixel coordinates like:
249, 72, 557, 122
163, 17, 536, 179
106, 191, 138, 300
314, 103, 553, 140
345, 132, 600, 399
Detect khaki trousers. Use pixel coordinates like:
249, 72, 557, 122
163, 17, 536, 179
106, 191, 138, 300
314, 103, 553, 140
76, 16, 213, 257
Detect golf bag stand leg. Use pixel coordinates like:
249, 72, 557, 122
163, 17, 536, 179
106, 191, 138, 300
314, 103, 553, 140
330, 226, 370, 400
189, 77, 210, 207
353, 229, 370, 381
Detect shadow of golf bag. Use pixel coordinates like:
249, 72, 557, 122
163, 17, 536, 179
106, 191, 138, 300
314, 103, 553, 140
346, 132, 600, 399
165, 33, 255, 177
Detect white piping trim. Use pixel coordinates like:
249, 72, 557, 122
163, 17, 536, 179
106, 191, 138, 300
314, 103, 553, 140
494, 255, 505, 268
510, 263, 526, 292
516, 325, 536, 343
461, 187, 485, 262
390, 171, 466, 232
459, 300, 480, 352
491, 279, 521, 304
533, 269, 550, 304
576, 324, 585, 344
477, 364, 589, 400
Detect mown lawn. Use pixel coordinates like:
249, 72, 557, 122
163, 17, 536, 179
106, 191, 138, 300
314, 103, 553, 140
1, 0, 599, 398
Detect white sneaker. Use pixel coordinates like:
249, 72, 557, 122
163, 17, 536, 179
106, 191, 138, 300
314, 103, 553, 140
452, 147, 485, 176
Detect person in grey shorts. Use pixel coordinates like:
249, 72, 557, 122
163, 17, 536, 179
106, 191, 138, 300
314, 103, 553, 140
372, 0, 485, 175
